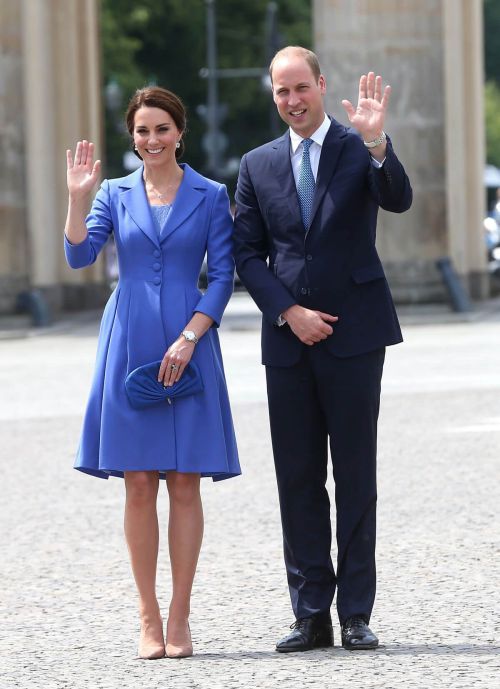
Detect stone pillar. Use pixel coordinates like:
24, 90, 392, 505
313, 0, 488, 303
52, 0, 104, 305
0, 1, 29, 312
21, 0, 59, 295
16, 0, 104, 314
443, 0, 488, 298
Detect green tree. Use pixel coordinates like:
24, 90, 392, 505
100, 0, 312, 190
484, 0, 500, 168
484, 81, 500, 167
484, 0, 500, 86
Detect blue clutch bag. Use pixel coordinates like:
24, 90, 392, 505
125, 360, 204, 409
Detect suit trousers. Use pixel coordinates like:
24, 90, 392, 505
265, 344, 385, 624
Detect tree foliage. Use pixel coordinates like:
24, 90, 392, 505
484, 0, 500, 166
100, 0, 312, 189
484, 81, 500, 167
484, 0, 500, 85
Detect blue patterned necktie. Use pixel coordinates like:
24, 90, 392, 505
297, 138, 315, 230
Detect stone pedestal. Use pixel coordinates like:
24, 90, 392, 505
314, 0, 488, 302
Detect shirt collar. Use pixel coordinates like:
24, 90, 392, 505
289, 114, 331, 154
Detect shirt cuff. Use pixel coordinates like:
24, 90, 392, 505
370, 156, 386, 168
275, 314, 286, 327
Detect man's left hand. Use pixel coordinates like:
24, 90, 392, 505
341, 72, 390, 160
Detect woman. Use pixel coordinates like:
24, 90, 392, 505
64, 87, 240, 660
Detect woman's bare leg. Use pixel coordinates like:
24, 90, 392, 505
124, 470, 165, 659
165, 472, 203, 657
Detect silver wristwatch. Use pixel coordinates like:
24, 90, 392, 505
181, 330, 199, 344
363, 131, 386, 149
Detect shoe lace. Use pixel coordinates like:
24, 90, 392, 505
345, 616, 366, 630
290, 618, 308, 631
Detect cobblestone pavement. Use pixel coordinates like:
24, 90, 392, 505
1, 300, 499, 688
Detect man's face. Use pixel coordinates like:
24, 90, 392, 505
272, 55, 326, 138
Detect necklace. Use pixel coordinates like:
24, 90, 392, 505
144, 176, 181, 204
149, 186, 167, 203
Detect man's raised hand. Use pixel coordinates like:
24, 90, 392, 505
341, 72, 391, 144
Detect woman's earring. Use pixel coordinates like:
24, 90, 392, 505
176, 142, 180, 149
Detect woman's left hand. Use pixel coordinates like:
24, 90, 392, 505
158, 337, 195, 387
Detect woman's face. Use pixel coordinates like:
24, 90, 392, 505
133, 106, 181, 166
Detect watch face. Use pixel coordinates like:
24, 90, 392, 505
183, 330, 196, 342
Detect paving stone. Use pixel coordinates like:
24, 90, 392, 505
0, 306, 499, 687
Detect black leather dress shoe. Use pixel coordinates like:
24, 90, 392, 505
341, 616, 379, 650
276, 615, 334, 653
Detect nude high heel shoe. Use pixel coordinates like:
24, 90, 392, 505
165, 619, 193, 658
138, 616, 166, 660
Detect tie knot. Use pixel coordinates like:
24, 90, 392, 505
302, 138, 313, 152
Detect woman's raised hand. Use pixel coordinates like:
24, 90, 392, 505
66, 140, 101, 200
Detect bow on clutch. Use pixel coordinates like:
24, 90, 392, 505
125, 360, 204, 409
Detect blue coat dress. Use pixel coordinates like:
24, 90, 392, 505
65, 163, 240, 481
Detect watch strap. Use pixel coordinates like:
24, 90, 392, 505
363, 131, 386, 149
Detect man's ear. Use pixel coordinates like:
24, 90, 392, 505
319, 74, 327, 95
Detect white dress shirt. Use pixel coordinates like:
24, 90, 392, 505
289, 113, 385, 183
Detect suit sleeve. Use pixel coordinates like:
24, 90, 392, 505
64, 180, 113, 269
193, 184, 234, 327
234, 154, 296, 325
368, 137, 413, 213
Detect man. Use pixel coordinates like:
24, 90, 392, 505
233, 46, 412, 652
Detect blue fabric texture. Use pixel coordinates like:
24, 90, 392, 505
65, 163, 240, 481
125, 360, 203, 409
297, 138, 315, 230
150, 203, 172, 235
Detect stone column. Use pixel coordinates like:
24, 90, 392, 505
21, 0, 59, 298
313, 0, 488, 302
53, 0, 104, 304
19, 0, 104, 313
0, 1, 29, 312
443, 0, 488, 298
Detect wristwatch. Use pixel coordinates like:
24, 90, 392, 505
363, 131, 386, 149
181, 330, 199, 344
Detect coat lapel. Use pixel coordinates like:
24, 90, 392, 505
309, 118, 347, 227
270, 119, 348, 230
118, 167, 159, 248
159, 164, 206, 242
271, 132, 302, 224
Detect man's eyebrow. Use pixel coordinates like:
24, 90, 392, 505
276, 82, 311, 91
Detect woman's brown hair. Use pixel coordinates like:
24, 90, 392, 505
126, 86, 187, 159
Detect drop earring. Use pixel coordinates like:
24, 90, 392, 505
176, 142, 180, 149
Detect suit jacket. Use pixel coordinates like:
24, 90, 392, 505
233, 118, 413, 366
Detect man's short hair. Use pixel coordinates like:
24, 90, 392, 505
269, 46, 322, 83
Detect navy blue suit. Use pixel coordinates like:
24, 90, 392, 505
234, 118, 412, 623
